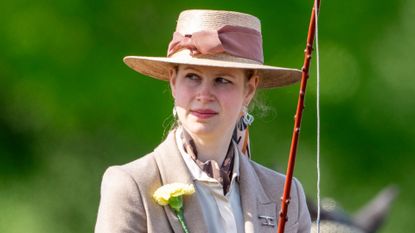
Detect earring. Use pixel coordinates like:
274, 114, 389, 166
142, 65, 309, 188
172, 105, 181, 127
242, 106, 254, 125
173, 106, 178, 119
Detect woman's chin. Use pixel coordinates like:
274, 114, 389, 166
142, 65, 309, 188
183, 123, 219, 138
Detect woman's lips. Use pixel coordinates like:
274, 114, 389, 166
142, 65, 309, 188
190, 109, 218, 119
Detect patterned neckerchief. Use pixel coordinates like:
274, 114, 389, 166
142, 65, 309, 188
180, 129, 235, 195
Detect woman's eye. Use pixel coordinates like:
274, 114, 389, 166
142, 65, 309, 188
215, 77, 232, 84
184, 73, 200, 81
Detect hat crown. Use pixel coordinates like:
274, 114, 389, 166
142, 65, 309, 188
176, 9, 261, 35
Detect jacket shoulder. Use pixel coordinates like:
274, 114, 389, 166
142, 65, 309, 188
249, 161, 286, 190
96, 152, 160, 233
108, 151, 161, 188
248, 160, 305, 202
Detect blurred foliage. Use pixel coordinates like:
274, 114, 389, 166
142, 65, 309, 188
1, 0, 414, 232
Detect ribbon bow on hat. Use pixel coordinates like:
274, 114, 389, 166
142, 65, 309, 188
167, 25, 264, 64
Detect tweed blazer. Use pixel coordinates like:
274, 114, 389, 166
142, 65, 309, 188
95, 131, 311, 233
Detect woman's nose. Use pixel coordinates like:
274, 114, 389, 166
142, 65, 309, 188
196, 81, 214, 103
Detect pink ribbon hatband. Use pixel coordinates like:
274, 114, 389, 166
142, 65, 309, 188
167, 25, 263, 64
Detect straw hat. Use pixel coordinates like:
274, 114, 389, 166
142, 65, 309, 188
123, 9, 301, 88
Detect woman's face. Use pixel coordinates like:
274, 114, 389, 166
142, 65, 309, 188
170, 65, 258, 140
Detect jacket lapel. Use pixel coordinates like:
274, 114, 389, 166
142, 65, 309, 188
239, 154, 279, 233
153, 131, 209, 233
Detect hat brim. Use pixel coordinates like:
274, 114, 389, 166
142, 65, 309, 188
123, 55, 301, 88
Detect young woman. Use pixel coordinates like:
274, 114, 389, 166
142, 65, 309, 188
95, 9, 311, 233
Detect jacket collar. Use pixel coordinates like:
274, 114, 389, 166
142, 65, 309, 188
153, 130, 208, 233
153, 130, 278, 233
239, 151, 279, 233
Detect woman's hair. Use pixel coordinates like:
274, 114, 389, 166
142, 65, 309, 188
244, 69, 271, 117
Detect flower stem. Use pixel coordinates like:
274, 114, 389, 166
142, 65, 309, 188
176, 209, 190, 233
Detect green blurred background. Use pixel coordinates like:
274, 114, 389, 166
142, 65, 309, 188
1, 0, 414, 232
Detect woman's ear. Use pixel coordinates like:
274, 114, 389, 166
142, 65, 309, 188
169, 67, 177, 98
244, 72, 259, 106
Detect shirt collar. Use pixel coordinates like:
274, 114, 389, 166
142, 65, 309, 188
175, 127, 240, 187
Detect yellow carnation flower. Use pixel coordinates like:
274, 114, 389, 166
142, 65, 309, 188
153, 183, 195, 206
153, 183, 195, 233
